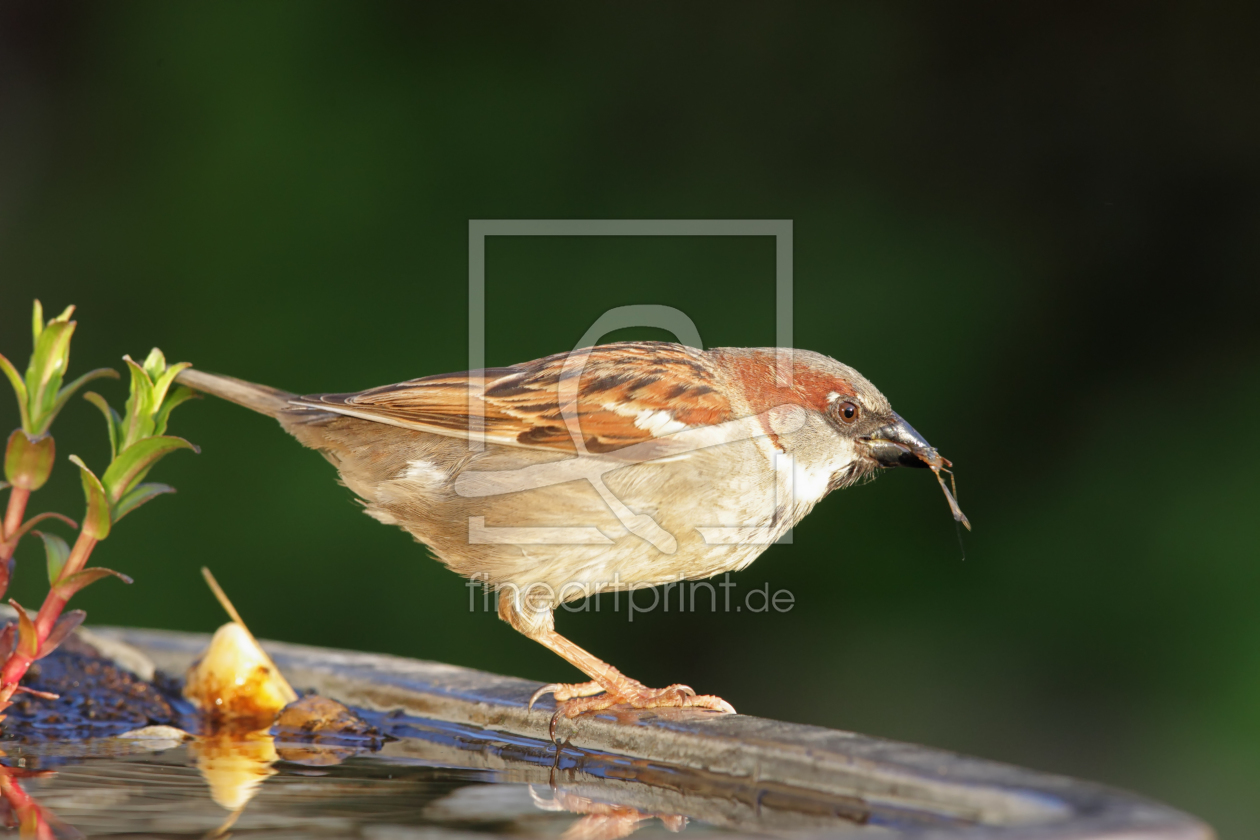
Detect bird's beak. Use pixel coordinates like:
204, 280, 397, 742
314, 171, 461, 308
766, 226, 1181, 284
860, 413, 948, 470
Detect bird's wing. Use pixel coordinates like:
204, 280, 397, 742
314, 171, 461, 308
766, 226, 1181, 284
292, 342, 733, 453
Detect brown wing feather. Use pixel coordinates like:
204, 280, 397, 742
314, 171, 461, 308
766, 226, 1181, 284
296, 342, 732, 452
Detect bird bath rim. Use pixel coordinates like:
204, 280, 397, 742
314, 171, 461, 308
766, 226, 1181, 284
31, 624, 1211, 840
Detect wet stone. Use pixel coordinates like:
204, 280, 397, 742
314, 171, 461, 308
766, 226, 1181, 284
272, 693, 391, 765
275, 693, 378, 738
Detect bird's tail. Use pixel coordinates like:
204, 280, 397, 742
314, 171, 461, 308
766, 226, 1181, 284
175, 369, 296, 418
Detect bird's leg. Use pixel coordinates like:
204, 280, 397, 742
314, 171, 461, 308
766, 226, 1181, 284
526, 629, 736, 719
498, 591, 735, 724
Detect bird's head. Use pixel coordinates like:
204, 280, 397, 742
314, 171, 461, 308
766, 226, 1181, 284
715, 348, 969, 528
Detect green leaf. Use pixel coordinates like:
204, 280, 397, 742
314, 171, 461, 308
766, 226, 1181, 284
112, 482, 176, 523
154, 385, 197, 437
120, 356, 156, 450
151, 361, 192, 410
9, 599, 37, 660
142, 347, 166, 380
83, 391, 122, 462
4, 429, 55, 491
36, 610, 85, 660
69, 454, 111, 540
26, 320, 75, 427
52, 567, 132, 602
37, 531, 71, 585
6, 511, 78, 545
31, 299, 44, 343
0, 351, 29, 431
42, 367, 119, 435
102, 436, 197, 504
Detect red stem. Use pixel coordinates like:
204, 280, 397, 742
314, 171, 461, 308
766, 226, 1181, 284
34, 531, 95, 639
0, 487, 31, 558
0, 487, 31, 600
0, 530, 97, 710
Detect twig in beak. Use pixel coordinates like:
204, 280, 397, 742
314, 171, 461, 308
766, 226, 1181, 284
931, 467, 971, 531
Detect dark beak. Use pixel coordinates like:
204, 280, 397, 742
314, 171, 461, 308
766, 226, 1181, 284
860, 413, 948, 470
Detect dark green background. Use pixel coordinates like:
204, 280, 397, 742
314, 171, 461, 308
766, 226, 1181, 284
2, 3, 1257, 834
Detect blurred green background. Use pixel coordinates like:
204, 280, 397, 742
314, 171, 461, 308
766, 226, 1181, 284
2, 2, 1258, 834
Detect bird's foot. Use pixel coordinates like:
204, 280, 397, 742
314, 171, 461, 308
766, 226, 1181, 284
529, 679, 734, 739
554, 683, 736, 717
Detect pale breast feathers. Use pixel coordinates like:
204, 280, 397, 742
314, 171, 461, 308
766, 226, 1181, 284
292, 342, 733, 453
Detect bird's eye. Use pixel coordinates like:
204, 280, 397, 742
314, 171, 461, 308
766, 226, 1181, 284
838, 401, 859, 424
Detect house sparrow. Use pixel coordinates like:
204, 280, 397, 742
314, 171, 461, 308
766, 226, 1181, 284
176, 342, 965, 725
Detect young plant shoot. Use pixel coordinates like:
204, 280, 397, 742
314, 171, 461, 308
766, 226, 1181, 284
0, 301, 197, 721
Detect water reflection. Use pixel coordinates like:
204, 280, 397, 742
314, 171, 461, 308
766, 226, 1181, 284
190, 728, 278, 812
184, 721, 691, 840
0, 760, 64, 840
0, 706, 978, 838
530, 785, 686, 840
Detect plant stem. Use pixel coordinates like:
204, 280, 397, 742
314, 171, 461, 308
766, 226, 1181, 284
0, 649, 35, 697
0, 530, 97, 711
2, 487, 28, 542
0, 487, 32, 598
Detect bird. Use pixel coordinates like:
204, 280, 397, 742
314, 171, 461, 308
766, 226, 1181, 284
175, 342, 966, 724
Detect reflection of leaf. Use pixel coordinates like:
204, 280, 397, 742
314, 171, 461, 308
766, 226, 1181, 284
36, 610, 86, 660
52, 567, 133, 602
37, 531, 71, 585
69, 455, 111, 540
113, 483, 176, 523
102, 436, 197, 504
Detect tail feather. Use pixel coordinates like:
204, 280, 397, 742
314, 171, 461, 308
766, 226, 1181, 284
176, 369, 296, 418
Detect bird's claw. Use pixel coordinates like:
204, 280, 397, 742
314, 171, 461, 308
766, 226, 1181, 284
529, 683, 562, 711
529, 679, 610, 710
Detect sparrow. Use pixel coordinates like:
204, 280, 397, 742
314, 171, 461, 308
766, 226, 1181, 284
175, 342, 966, 724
